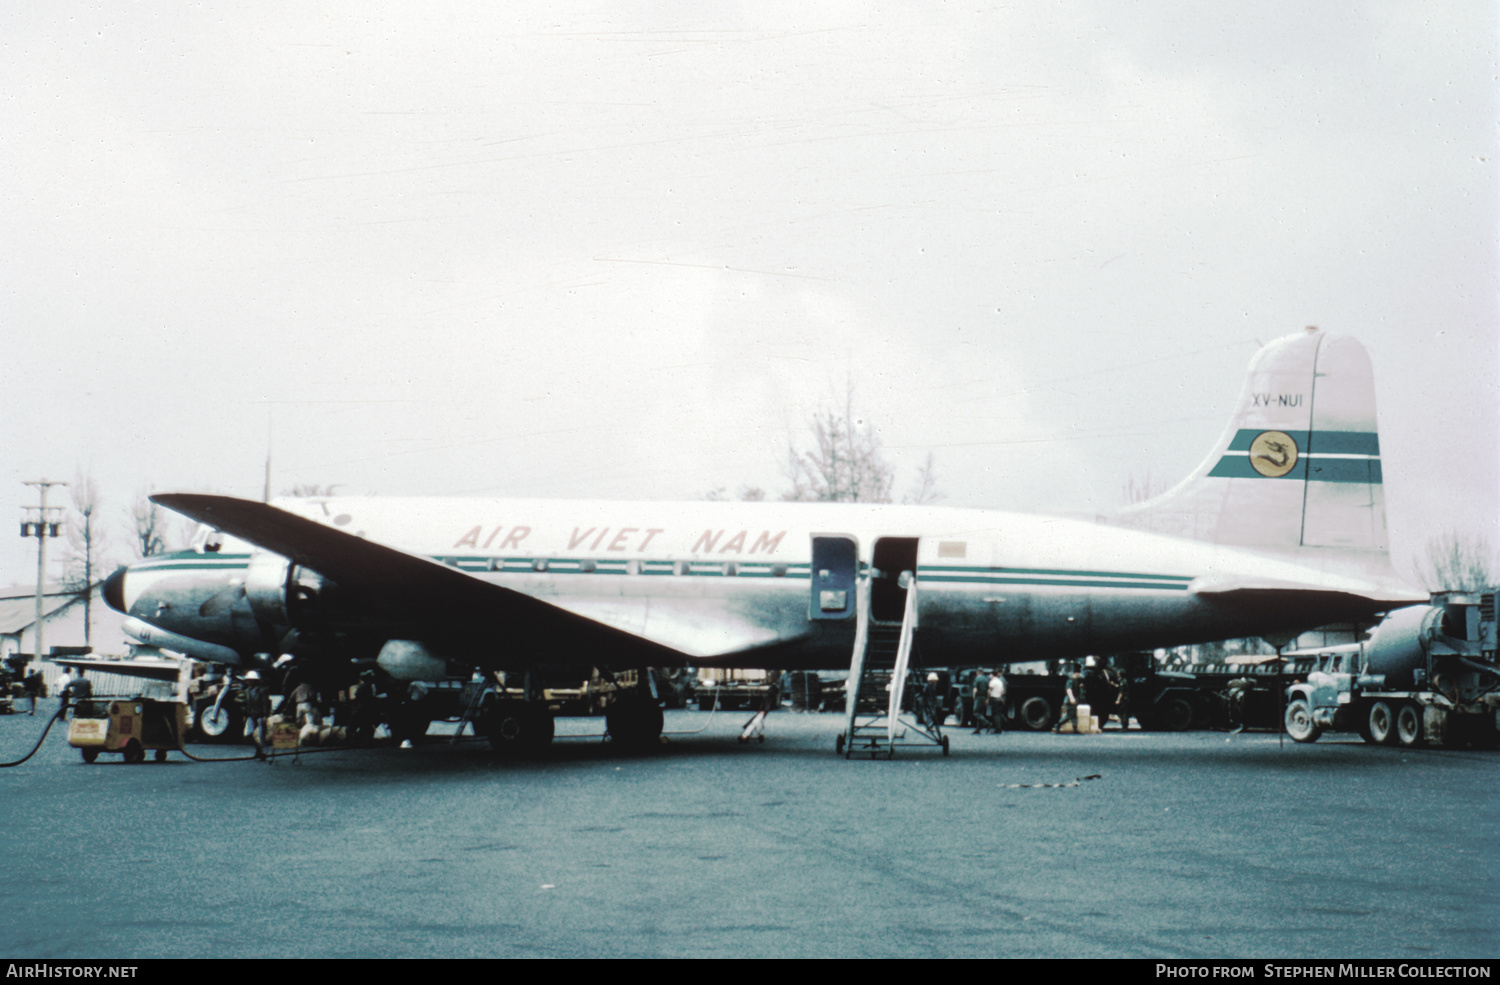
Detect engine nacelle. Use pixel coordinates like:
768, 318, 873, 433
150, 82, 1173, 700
244, 551, 335, 628
122, 616, 244, 666
377, 640, 453, 682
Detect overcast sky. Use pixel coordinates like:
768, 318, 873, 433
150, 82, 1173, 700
3, 2, 1495, 590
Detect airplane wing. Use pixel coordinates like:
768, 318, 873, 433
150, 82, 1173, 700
152, 494, 690, 667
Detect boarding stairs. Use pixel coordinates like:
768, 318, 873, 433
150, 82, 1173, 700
837, 576, 948, 759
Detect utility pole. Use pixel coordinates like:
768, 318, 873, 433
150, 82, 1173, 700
21, 479, 67, 666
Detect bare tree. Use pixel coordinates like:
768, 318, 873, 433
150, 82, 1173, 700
1122, 468, 1169, 505
283, 483, 342, 498
131, 491, 184, 558
1417, 531, 1496, 592
63, 474, 110, 645
782, 400, 895, 504
702, 486, 767, 502
903, 452, 943, 505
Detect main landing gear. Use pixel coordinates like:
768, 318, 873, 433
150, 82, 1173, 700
478, 699, 555, 757
605, 692, 663, 750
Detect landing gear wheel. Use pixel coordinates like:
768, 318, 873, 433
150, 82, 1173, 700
80, 748, 98, 763
154, 748, 169, 763
1396, 703, 1425, 747
484, 701, 554, 757
941, 735, 950, 756
1368, 701, 1396, 745
605, 694, 663, 750
195, 701, 238, 742
1019, 696, 1054, 732
835, 733, 845, 756
122, 740, 145, 764
1284, 698, 1322, 743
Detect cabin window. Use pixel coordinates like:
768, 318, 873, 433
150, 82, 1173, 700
579, 559, 597, 573
532, 559, 549, 572
771, 564, 788, 577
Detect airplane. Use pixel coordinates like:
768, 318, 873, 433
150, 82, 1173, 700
101, 327, 1424, 752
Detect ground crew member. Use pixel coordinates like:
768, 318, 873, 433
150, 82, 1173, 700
55, 667, 73, 714
971, 669, 990, 734
1054, 672, 1082, 733
987, 671, 1007, 733
65, 669, 92, 717
290, 679, 320, 727
350, 678, 378, 745
242, 671, 270, 752
23, 669, 43, 716
1083, 664, 1114, 728
1114, 670, 1132, 729
920, 673, 941, 729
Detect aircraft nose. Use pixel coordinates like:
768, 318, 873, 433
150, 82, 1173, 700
102, 566, 128, 614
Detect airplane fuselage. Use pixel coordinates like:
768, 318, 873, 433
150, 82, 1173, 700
112, 496, 1407, 675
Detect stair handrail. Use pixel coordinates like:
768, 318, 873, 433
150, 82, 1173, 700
887, 573, 918, 741
842, 574, 873, 747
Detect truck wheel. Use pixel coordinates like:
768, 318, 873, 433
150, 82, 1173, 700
1396, 703, 1424, 747
80, 748, 98, 763
1368, 701, 1397, 745
122, 740, 145, 764
1018, 696, 1054, 731
153, 748, 169, 763
1284, 698, 1322, 743
1158, 695, 1195, 732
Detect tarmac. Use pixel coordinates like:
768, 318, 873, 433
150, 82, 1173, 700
1, 704, 1496, 959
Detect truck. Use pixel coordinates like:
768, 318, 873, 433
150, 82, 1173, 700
1283, 590, 1500, 748
1118, 652, 1318, 732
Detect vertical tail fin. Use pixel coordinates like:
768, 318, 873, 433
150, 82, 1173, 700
1114, 328, 1389, 561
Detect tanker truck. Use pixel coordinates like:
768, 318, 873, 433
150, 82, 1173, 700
1283, 590, 1499, 748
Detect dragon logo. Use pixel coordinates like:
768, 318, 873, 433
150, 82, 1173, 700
1249, 430, 1299, 478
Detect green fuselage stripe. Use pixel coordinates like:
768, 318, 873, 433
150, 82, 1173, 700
134, 553, 1195, 593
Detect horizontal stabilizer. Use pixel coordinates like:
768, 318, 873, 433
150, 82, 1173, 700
1188, 575, 1421, 605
